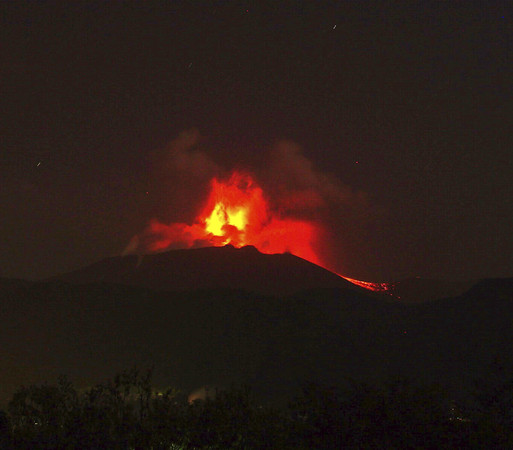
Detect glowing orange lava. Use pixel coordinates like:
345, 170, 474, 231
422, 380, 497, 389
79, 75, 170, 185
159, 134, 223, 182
340, 275, 391, 293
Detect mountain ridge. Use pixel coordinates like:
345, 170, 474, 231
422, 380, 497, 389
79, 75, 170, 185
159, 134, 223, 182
1, 245, 511, 408
46, 245, 477, 302
46, 245, 360, 296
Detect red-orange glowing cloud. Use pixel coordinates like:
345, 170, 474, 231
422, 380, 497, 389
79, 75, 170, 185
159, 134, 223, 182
124, 132, 391, 294
129, 171, 324, 267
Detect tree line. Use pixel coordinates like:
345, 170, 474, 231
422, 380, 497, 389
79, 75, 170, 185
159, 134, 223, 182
1, 363, 513, 449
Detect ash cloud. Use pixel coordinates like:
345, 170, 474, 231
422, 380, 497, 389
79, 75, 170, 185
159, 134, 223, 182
257, 140, 376, 274
262, 140, 369, 214
155, 128, 220, 179
145, 129, 222, 224
148, 131, 368, 218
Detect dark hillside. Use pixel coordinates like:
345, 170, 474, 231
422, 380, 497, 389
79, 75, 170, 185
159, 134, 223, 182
0, 275, 512, 408
48, 245, 358, 296
386, 277, 475, 303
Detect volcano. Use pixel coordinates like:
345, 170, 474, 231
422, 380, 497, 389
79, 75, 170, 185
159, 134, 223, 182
49, 245, 473, 302
49, 245, 358, 296
0, 243, 512, 409
122, 169, 401, 296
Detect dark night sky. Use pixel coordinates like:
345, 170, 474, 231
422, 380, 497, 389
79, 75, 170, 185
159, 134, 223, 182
1, 1, 512, 282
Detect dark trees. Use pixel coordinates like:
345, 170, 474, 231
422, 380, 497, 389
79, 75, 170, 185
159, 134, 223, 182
4, 367, 513, 449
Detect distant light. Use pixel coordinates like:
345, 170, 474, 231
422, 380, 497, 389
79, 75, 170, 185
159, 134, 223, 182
37, 161, 41, 167
333, 25, 337, 30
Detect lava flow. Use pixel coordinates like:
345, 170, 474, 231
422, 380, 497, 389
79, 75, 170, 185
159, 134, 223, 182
128, 170, 388, 293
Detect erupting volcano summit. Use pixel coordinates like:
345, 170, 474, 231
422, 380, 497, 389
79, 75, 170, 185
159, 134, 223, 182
127, 171, 323, 266
125, 170, 388, 293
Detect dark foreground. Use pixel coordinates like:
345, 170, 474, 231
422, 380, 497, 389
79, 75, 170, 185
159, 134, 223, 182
1, 366, 513, 449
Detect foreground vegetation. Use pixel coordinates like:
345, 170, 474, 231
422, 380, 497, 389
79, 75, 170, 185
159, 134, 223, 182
1, 365, 513, 449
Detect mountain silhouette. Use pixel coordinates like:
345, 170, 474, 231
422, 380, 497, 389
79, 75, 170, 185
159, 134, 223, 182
48, 245, 359, 296
49, 245, 473, 302
383, 277, 475, 303
0, 246, 511, 409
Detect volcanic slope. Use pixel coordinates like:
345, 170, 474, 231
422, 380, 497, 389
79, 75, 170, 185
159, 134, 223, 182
48, 245, 359, 296
383, 277, 475, 303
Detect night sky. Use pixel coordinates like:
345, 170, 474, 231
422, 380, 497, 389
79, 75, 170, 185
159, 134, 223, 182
1, 1, 511, 282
